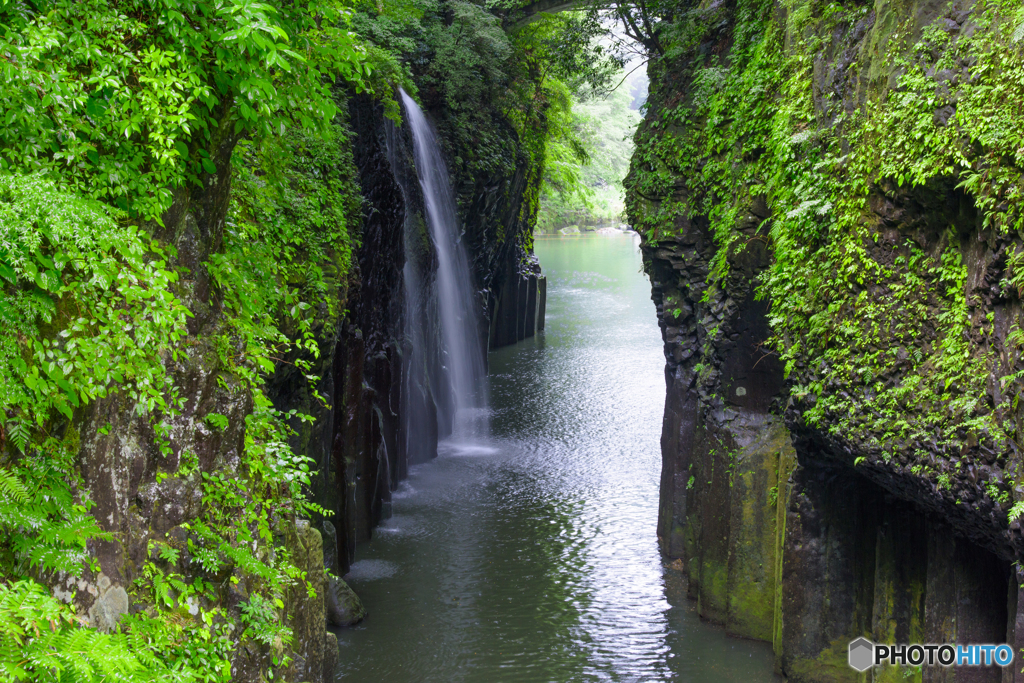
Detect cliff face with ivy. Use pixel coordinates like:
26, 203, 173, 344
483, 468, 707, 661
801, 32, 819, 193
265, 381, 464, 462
628, 0, 1024, 678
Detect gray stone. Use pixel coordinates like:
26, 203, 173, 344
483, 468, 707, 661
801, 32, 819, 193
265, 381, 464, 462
87, 574, 129, 633
322, 632, 338, 681
321, 519, 339, 573
326, 577, 367, 627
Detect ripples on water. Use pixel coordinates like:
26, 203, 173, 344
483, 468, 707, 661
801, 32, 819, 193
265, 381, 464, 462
335, 234, 781, 682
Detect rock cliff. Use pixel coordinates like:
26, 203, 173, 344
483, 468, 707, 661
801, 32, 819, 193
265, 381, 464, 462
629, 0, 1024, 679
29, 83, 546, 683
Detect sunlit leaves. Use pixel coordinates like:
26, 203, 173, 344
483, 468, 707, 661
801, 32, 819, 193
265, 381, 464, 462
0, 175, 189, 430
0, 0, 372, 221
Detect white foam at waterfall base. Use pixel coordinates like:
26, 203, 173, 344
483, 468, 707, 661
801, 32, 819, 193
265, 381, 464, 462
400, 89, 488, 438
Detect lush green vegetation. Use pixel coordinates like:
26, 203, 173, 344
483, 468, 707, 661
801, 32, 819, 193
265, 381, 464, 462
0, 0, 380, 677
5, 0, 1022, 675
0, 0, 625, 679
626, 0, 1024, 511
536, 74, 643, 233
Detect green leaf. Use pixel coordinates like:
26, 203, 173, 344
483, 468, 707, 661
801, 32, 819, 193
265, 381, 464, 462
204, 413, 230, 431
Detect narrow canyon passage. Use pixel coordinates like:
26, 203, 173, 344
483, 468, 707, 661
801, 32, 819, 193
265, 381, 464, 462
334, 234, 779, 682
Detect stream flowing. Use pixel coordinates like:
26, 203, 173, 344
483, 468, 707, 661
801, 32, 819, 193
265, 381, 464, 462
334, 233, 780, 682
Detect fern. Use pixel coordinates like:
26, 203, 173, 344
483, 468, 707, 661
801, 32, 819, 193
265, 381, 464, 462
5, 420, 30, 454
0, 449, 107, 577
0, 468, 27, 503
0, 580, 145, 683
0, 580, 236, 682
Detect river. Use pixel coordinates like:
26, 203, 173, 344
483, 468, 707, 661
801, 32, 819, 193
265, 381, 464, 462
334, 233, 780, 682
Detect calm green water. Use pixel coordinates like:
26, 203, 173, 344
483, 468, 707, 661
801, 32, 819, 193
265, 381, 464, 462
334, 233, 780, 682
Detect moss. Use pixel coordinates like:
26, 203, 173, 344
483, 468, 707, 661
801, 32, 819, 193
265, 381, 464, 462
699, 556, 730, 623
629, 0, 1024, 553
786, 636, 868, 683
772, 444, 794, 666
727, 420, 795, 641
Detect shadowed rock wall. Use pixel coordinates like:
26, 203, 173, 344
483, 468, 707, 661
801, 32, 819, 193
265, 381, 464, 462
489, 252, 546, 349
644, 209, 1019, 682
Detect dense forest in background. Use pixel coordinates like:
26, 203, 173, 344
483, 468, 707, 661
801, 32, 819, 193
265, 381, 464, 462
0, 0, 629, 679
535, 67, 644, 233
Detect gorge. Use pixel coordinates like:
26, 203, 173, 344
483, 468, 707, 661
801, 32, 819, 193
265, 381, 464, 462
1, 0, 1023, 682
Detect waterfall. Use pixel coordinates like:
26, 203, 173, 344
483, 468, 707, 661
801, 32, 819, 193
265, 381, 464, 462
400, 89, 488, 436
386, 119, 438, 467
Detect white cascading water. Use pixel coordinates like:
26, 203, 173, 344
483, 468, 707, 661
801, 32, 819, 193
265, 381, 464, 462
400, 89, 488, 435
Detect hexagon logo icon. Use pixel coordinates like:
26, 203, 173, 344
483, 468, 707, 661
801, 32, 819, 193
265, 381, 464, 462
848, 637, 874, 672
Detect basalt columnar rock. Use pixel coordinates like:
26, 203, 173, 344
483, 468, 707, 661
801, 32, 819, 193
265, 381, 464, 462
630, 0, 1024, 679
489, 252, 547, 349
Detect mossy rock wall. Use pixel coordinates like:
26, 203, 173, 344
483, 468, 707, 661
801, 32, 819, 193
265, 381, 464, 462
633, 0, 1024, 678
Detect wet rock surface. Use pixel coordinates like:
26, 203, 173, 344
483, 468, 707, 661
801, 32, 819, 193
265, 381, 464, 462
634, 0, 1024, 679
326, 577, 367, 627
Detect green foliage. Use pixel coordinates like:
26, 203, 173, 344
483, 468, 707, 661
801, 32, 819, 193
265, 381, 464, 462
0, 577, 239, 683
224, 104, 360, 352
0, 0, 627, 678
534, 79, 592, 207
353, 0, 624, 249
425, 1, 513, 110
0, 174, 189, 430
0, 0, 372, 678
627, 0, 1024, 511
0, 175, 248, 682
1, 580, 153, 683
0, 0, 374, 221
511, 8, 624, 97
537, 73, 642, 232
239, 593, 292, 647
0, 173, 179, 578
354, 0, 531, 222
0, 448, 106, 576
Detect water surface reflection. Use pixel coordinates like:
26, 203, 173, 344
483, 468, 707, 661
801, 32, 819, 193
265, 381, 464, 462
335, 234, 780, 682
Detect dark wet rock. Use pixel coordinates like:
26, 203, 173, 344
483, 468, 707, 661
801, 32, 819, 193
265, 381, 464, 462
282, 520, 332, 683
326, 577, 367, 627
489, 252, 546, 349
